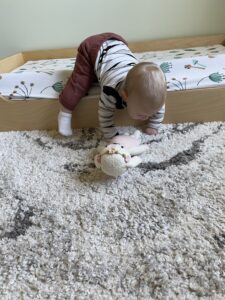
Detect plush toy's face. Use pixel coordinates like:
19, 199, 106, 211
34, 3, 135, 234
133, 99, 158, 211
94, 140, 147, 177
100, 144, 131, 163
94, 143, 132, 177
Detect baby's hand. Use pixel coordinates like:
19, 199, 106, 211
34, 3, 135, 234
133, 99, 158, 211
144, 127, 158, 135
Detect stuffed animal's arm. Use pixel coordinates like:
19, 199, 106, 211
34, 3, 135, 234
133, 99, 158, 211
128, 145, 148, 156
126, 156, 142, 168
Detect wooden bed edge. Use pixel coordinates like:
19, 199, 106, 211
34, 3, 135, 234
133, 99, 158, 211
0, 34, 225, 131
0, 87, 225, 132
128, 33, 225, 52
22, 48, 78, 62
0, 52, 25, 73
2, 33, 224, 63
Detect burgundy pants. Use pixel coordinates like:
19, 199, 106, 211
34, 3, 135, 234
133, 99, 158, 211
59, 32, 127, 111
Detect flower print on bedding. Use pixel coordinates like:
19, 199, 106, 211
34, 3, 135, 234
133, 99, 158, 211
135, 44, 225, 63
1, 45, 225, 100
0, 69, 71, 100
0, 58, 75, 100
159, 54, 225, 91
13, 58, 75, 74
8, 81, 35, 99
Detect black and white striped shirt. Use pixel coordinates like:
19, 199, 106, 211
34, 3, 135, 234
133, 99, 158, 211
95, 40, 165, 139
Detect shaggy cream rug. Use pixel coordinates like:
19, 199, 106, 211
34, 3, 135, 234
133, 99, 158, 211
0, 122, 225, 300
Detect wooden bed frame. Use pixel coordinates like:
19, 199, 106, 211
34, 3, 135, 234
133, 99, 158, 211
0, 34, 225, 132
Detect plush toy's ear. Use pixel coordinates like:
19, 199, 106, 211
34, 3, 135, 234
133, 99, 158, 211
94, 154, 102, 169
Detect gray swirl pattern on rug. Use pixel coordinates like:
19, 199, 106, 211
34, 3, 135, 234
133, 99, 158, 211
0, 123, 225, 299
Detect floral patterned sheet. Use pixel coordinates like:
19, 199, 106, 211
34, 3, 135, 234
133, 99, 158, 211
0, 44, 225, 100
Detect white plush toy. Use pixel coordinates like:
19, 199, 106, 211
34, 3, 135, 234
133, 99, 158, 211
94, 130, 148, 177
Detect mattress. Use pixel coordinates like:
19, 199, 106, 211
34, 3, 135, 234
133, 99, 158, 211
0, 44, 225, 100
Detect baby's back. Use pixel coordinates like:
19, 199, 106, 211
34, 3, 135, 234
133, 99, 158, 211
95, 39, 138, 89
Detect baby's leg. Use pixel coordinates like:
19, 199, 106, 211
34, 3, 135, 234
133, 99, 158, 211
58, 48, 96, 136
58, 34, 101, 136
58, 103, 73, 136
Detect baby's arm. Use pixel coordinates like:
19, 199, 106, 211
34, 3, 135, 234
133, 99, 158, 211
146, 104, 165, 135
98, 93, 119, 140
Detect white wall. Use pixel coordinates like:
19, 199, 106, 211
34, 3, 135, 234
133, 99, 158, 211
0, 0, 225, 58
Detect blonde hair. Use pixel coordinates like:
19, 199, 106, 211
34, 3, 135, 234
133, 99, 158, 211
124, 62, 166, 109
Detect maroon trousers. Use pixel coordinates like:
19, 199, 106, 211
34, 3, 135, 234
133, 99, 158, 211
59, 32, 127, 111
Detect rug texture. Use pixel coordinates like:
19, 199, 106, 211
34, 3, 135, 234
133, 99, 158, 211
0, 122, 225, 300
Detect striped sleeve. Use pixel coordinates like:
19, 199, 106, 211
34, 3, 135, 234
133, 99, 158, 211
98, 92, 119, 139
147, 104, 165, 129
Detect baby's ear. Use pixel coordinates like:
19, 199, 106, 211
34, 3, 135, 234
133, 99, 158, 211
121, 90, 128, 101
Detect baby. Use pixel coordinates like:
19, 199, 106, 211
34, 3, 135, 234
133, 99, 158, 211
58, 32, 166, 140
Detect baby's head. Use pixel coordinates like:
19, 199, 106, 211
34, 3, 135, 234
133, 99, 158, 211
121, 62, 166, 120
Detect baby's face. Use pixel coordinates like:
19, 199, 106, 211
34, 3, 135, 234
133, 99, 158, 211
125, 94, 156, 121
